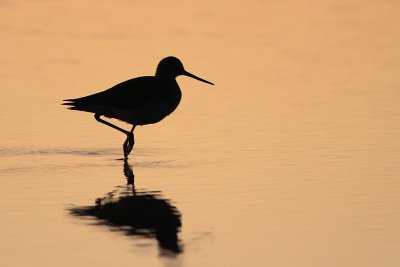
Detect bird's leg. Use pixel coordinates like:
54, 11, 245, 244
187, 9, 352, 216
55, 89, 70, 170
123, 125, 136, 160
123, 133, 134, 159
94, 114, 135, 159
94, 113, 131, 135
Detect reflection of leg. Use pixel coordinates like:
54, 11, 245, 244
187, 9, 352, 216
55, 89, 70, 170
123, 161, 135, 190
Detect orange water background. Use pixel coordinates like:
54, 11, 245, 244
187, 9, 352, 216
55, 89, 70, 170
1, 1, 400, 266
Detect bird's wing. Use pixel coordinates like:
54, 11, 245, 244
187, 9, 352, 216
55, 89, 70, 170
63, 76, 159, 111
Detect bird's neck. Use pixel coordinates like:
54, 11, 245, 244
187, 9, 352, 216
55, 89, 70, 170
156, 74, 178, 85
155, 68, 178, 79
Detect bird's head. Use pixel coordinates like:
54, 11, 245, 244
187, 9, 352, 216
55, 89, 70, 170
156, 56, 214, 85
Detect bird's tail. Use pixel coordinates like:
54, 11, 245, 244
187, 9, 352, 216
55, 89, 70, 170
62, 98, 95, 112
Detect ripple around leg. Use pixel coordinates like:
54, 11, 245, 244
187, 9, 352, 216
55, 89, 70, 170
0, 146, 187, 176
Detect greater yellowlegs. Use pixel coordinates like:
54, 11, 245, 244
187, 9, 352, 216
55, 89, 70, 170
63, 56, 214, 160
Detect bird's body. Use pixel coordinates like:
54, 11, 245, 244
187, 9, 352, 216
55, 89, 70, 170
65, 76, 182, 125
63, 56, 213, 160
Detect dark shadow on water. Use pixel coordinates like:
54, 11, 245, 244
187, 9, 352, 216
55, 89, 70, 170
69, 162, 183, 256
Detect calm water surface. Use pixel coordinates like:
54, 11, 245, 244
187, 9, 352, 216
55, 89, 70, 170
1, 1, 400, 266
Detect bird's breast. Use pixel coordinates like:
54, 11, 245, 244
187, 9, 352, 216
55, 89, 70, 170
117, 82, 182, 125
162, 83, 182, 114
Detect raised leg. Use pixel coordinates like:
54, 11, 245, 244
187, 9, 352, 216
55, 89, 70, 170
94, 114, 136, 159
94, 114, 130, 135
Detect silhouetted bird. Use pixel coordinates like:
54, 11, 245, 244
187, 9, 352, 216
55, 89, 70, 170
63, 57, 214, 160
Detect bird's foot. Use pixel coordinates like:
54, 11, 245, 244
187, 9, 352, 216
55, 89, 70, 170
123, 133, 135, 160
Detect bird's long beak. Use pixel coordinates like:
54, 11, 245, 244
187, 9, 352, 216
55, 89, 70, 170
183, 70, 214, 85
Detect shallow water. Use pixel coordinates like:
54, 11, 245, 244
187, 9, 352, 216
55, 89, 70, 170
1, 1, 400, 266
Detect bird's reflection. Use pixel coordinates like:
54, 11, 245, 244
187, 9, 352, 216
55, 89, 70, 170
69, 162, 183, 255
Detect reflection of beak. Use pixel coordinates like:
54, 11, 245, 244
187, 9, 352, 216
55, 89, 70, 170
183, 70, 214, 85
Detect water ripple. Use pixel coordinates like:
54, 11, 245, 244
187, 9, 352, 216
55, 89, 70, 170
0, 147, 120, 157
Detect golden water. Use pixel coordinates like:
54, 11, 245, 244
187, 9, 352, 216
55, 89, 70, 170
1, 1, 400, 266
